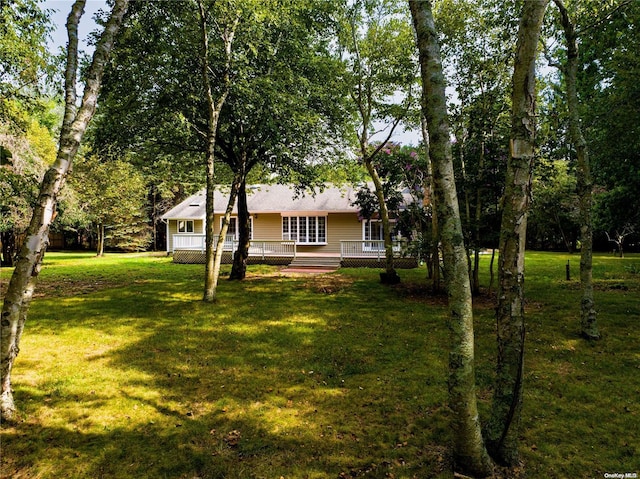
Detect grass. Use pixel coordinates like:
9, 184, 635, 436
1, 251, 639, 478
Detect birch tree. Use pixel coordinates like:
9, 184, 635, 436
485, 0, 548, 465
340, 0, 419, 284
1, 0, 129, 422
197, 0, 238, 302
409, 1, 493, 476
550, 0, 601, 339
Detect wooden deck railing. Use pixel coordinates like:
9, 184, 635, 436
340, 240, 411, 259
172, 235, 296, 257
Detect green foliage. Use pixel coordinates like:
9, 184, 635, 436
1, 251, 639, 477
435, 0, 513, 252
69, 156, 151, 252
0, 0, 57, 131
528, 159, 580, 251
0, 117, 56, 233
339, 0, 419, 148
543, 0, 640, 248
353, 144, 429, 239
93, 0, 352, 225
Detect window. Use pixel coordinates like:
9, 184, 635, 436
178, 220, 194, 233
282, 216, 326, 244
363, 219, 399, 241
363, 219, 384, 241
221, 217, 253, 240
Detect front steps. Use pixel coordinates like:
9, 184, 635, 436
286, 255, 341, 271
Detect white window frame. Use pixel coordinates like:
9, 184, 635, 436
282, 215, 327, 244
362, 219, 399, 251
177, 219, 194, 233
220, 216, 253, 240
363, 219, 384, 241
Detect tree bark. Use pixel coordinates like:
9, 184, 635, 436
208, 174, 242, 300
199, 0, 236, 302
410, 1, 493, 476
230, 178, 250, 280
486, 0, 548, 466
97, 223, 105, 256
553, 0, 599, 340
421, 115, 441, 291
364, 158, 400, 284
1, 0, 129, 422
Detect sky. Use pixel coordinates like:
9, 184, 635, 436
43, 0, 108, 54
42, 0, 421, 146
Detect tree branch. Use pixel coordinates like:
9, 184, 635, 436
577, 0, 632, 35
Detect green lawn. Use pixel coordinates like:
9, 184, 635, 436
1, 251, 639, 478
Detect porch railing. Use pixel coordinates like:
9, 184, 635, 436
172, 234, 296, 257
340, 240, 410, 260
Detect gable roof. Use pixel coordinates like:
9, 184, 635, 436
161, 183, 413, 220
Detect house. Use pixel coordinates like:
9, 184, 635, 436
161, 183, 418, 268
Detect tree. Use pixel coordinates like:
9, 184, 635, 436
547, 0, 615, 338
0, 115, 57, 265
1, 0, 129, 422
352, 143, 431, 263
94, 0, 350, 286
196, 0, 238, 302
485, 0, 548, 466
211, 0, 349, 281
527, 159, 579, 251
410, 1, 493, 476
435, 0, 514, 296
577, 1, 640, 249
0, 0, 56, 131
340, 0, 419, 284
69, 155, 150, 255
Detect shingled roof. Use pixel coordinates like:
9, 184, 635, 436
161, 184, 368, 220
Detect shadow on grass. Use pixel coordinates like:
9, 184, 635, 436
5, 253, 639, 478
3, 270, 454, 478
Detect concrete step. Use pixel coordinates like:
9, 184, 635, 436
288, 256, 341, 269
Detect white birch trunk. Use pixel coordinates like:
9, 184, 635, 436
553, 0, 600, 340
486, 0, 548, 465
198, 0, 236, 302
409, 1, 493, 476
0, 0, 129, 421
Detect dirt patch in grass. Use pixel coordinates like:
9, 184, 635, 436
303, 274, 355, 294
562, 279, 638, 292
392, 281, 499, 309
1, 274, 131, 299
240, 270, 355, 294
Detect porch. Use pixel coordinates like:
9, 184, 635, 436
170, 235, 418, 268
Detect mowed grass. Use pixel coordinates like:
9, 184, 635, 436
0, 251, 639, 478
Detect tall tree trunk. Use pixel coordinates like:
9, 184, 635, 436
553, 0, 599, 340
97, 223, 105, 257
486, 0, 548, 466
0, 0, 129, 422
488, 247, 496, 296
199, 0, 236, 302
410, 1, 493, 476
472, 136, 486, 296
230, 178, 250, 280
209, 174, 242, 300
421, 115, 441, 291
364, 159, 400, 284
